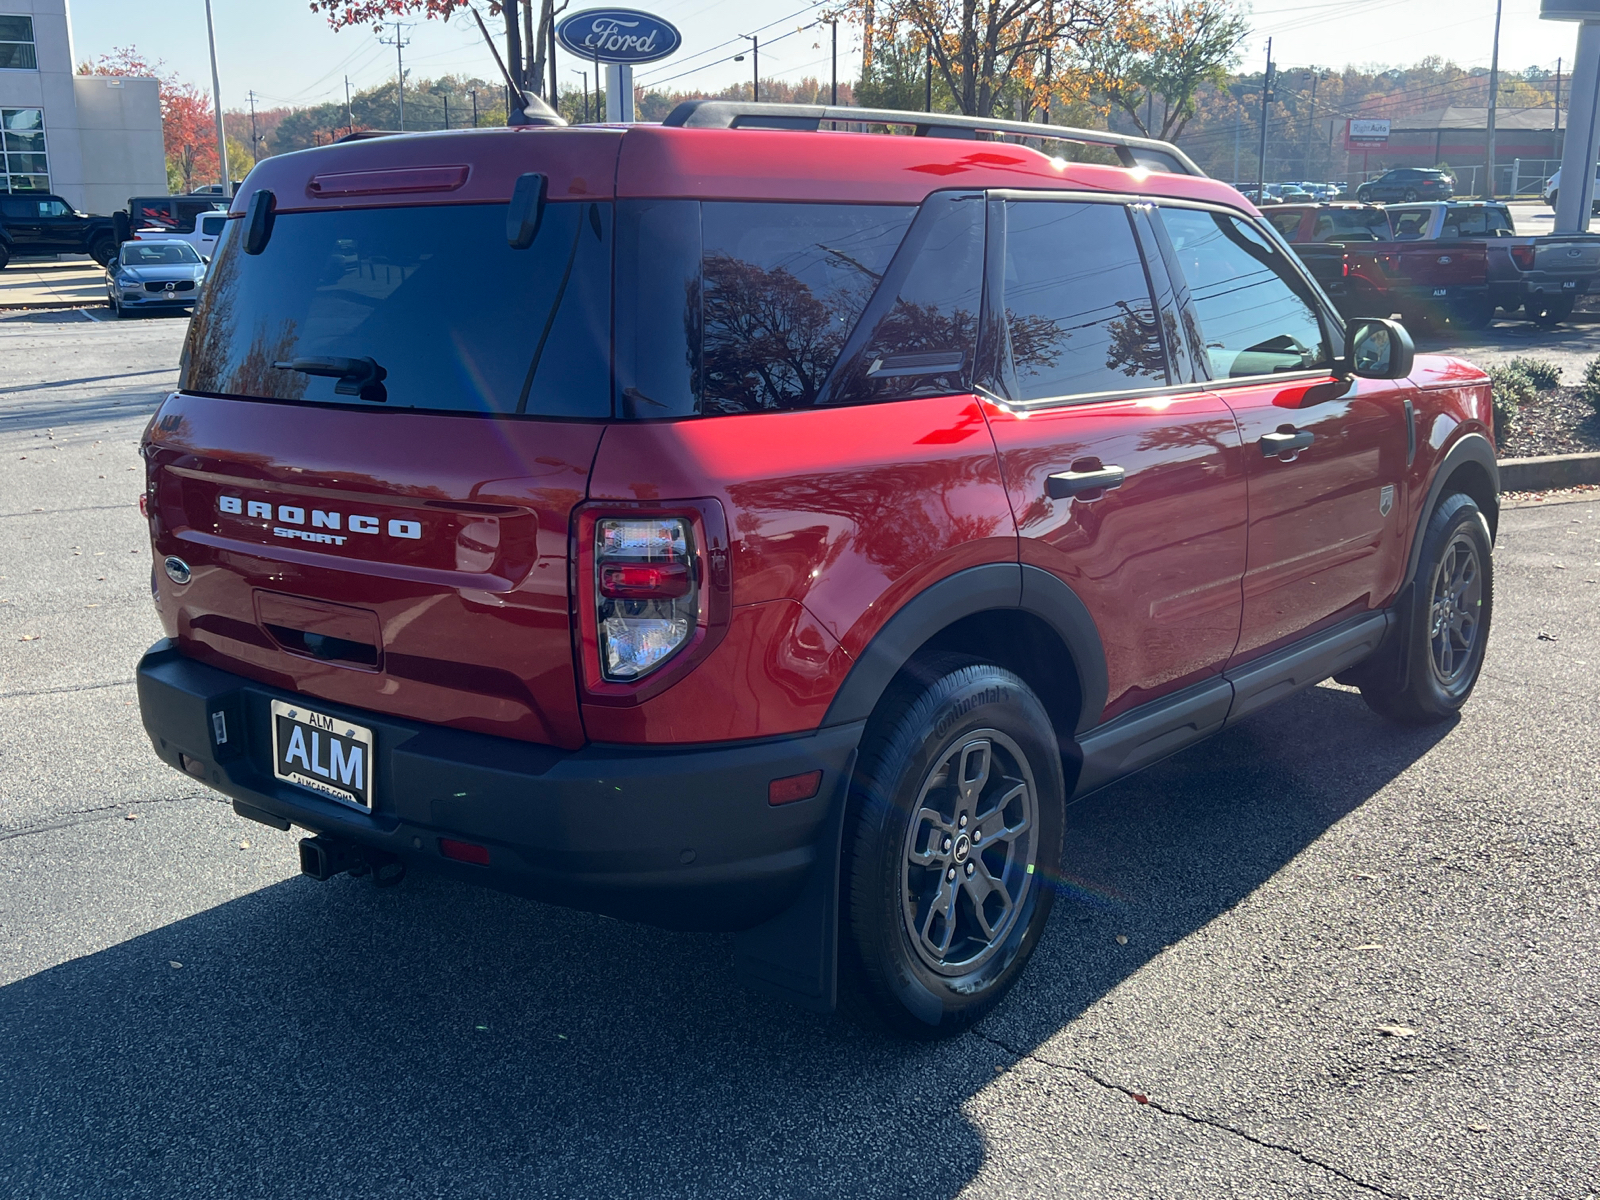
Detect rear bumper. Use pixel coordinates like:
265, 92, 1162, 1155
137, 640, 862, 931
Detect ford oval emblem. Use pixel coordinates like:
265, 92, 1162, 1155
1437, 255, 1452, 264
163, 556, 192, 585
1569, 247, 1584, 258
556, 8, 681, 64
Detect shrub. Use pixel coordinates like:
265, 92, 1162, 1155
1504, 356, 1562, 392
1485, 363, 1539, 444
1579, 357, 1600, 417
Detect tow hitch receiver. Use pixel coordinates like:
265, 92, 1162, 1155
298, 835, 406, 887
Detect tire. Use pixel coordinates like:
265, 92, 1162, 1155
1356, 187, 1371, 203
841, 654, 1065, 1039
1449, 295, 1495, 330
1528, 296, 1575, 328
88, 236, 116, 268
1403, 188, 1419, 202
0, 244, 9, 270
1358, 494, 1493, 725
113, 299, 126, 318
1548, 189, 1558, 211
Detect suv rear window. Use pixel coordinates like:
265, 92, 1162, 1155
181, 202, 611, 417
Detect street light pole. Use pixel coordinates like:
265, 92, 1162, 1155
829, 19, 837, 106
202, 0, 229, 195
1486, 0, 1504, 197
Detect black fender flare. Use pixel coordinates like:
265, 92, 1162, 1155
1404, 432, 1498, 589
821, 562, 1109, 737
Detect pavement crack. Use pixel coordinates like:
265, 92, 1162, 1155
973, 1030, 1409, 1199
0, 792, 216, 842
0, 679, 136, 700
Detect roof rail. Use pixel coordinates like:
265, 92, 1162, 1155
661, 100, 1206, 178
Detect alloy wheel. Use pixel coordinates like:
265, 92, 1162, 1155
900, 730, 1038, 976
1428, 531, 1483, 685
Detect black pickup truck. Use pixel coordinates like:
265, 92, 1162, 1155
0, 193, 120, 267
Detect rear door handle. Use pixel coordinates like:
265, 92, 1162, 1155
1259, 428, 1315, 459
1046, 465, 1126, 500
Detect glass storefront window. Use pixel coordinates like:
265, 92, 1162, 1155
1, 110, 48, 193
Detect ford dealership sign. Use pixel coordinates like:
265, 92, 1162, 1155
556, 9, 681, 64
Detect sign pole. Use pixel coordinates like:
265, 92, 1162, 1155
1545, 1, 1600, 232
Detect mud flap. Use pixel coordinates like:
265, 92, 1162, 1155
731, 749, 856, 1013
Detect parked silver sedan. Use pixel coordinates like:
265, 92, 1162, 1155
105, 239, 208, 318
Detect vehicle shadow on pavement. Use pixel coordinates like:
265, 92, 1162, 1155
0, 684, 1450, 1199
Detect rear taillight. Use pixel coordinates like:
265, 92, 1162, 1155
595, 517, 698, 680
575, 501, 731, 701
1510, 244, 1535, 270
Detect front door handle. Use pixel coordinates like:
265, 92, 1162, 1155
1259, 427, 1315, 459
1046, 465, 1126, 500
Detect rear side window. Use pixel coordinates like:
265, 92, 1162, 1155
616, 198, 981, 417
1311, 208, 1390, 241
1159, 207, 1329, 380
1443, 207, 1513, 237
995, 200, 1167, 402
181, 202, 611, 417
700, 202, 914, 413
1391, 210, 1430, 240
1266, 210, 1303, 238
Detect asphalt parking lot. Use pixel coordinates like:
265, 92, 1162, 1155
2, 310, 1598, 1199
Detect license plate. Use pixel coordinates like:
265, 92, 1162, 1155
1432, 288, 1448, 297
270, 700, 373, 810
1563, 279, 1579, 289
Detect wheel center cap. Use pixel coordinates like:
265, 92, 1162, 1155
953, 833, 971, 863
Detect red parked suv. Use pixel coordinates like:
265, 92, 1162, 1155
137, 101, 1499, 1038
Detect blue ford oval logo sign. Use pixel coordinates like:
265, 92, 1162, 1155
556, 8, 681, 64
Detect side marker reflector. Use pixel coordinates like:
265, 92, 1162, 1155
768, 770, 823, 806
439, 838, 491, 866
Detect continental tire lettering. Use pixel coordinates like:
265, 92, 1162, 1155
933, 685, 1009, 741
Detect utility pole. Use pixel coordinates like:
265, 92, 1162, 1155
470, 89, 479, 128
1554, 57, 1564, 160
828, 19, 837, 106
247, 89, 258, 162
444, 94, 450, 130
752, 35, 759, 102
378, 20, 412, 131
202, 0, 229, 195
1302, 71, 1319, 179
344, 75, 353, 136
576, 70, 589, 121
925, 40, 932, 112
1234, 88, 1243, 184
1257, 38, 1274, 200
1486, 0, 1504, 197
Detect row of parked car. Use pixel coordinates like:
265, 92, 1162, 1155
1269, 198, 1599, 331
0, 190, 225, 269
1243, 169, 1457, 208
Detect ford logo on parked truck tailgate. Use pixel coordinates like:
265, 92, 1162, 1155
555, 8, 681, 63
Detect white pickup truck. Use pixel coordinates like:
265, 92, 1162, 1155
1387, 200, 1600, 327
131, 210, 229, 260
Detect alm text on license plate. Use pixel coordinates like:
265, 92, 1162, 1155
271, 699, 374, 810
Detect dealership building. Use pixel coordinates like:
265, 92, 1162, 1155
1, 0, 166, 214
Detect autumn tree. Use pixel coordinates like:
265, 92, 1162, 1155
1080, 0, 1248, 140
844, 0, 1130, 119
79, 47, 221, 192
308, 0, 568, 105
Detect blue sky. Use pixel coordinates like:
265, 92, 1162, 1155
65, 0, 1582, 115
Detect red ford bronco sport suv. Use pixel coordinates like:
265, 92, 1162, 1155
137, 101, 1498, 1038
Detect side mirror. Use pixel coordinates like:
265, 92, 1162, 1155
202, 255, 211, 264
1346, 317, 1414, 380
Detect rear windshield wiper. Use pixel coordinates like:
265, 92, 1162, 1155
273, 356, 388, 403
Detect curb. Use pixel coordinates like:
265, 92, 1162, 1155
1498, 451, 1600, 491
0, 301, 100, 311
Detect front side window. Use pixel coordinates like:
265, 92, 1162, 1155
1159, 207, 1330, 381
0, 15, 35, 70
1267, 210, 1303, 238
1391, 209, 1431, 240
182, 201, 611, 417
996, 200, 1167, 402
1443, 207, 1513, 237
2, 107, 47, 192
